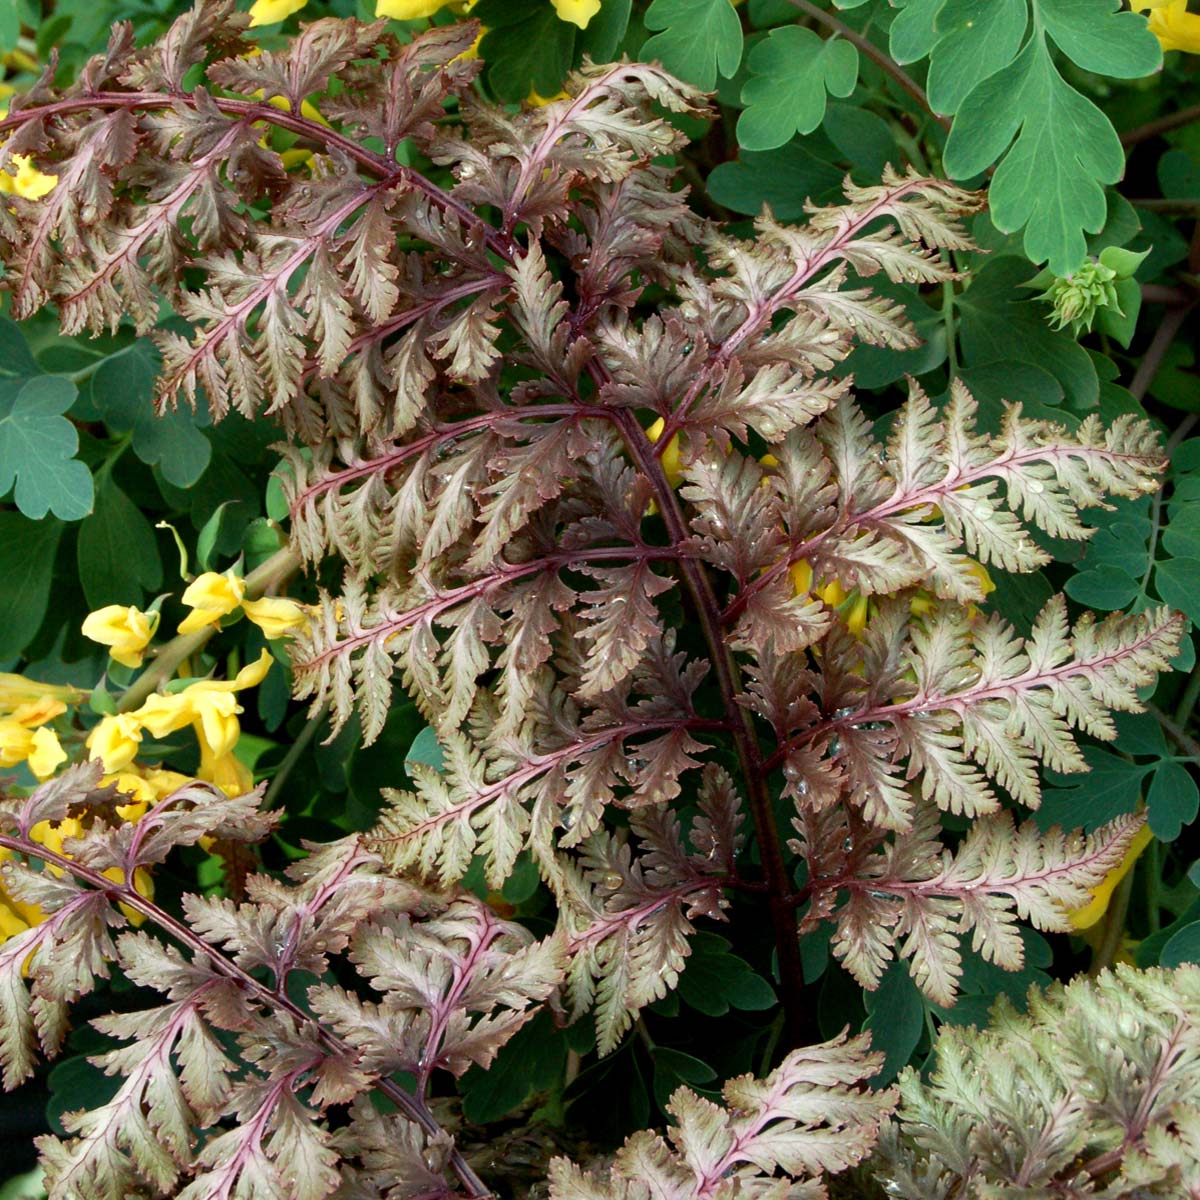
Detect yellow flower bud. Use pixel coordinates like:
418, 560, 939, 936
82, 604, 159, 669
646, 417, 684, 488
177, 572, 245, 635
241, 595, 312, 640
28, 728, 66, 781
0, 155, 57, 200
247, 0, 307, 25
1068, 823, 1154, 931
551, 0, 600, 27
86, 713, 143, 773
0, 674, 82, 716
1131, 0, 1200, 54
375, 0, 456, 17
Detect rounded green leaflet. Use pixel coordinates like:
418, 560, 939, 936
0, 374, 93, 522
642, 0, 743, 91
738, 27, 859, 152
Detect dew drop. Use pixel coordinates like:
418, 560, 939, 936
1027, 479, 1045, 494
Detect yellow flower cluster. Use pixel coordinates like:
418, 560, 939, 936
0, 677, 81, 783
247, 0, 597, 31
86, 650, 272, 801
81, 574, 311, 679
1132, 0, 1200, 54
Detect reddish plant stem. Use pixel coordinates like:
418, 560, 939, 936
1121, 101, 1200, 147
605, 402, 808, 1050
0, 830, 492, 1200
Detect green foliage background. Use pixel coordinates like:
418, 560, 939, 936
3, 0, 1200, 1186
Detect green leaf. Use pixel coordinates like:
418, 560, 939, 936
0, 0, 19, 50
459, 1011, 566, 1122
579, 0, 632, 59
1064, 566, 1141, 611
1038, 747, 1149, 832
945, 37, 1122, 273
643, 0, 743, 90
90, 342, 211, 489
1162, 508, 1200, 560
1036, 0, 1161, 77
1112, 712, 1169, 759
1095, 277, 1141, 349
890, 0, 948, 63
863, 961, 924, 1084
406, 726, 445, 773
77, 476, 163, 610
822, 102, 899, 176
476, 3, 575, 101
1160, 921, 1200, 968
956, 257, 1099, 408
0, 513, 63, 660
677, 935, 776, 1015
738, 27, 858, 151
652, 1047, 717, 1111
0, 317, 38, 378
1155, 557, 1200, 622
0, 375, 93, 520
926, 0, 1027, 116
706, 142, 842, 220
1147, 762, 1199, 843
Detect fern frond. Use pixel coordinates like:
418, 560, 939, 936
550, 1030, 894, 1200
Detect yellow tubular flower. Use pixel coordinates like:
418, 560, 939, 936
200, 746, 255, 798
0, 155, 58, 200
375, 0, 457, 17
241, 595, 313, 639
177, 571, 246, 635
1131, 0, 1200, 54
86, 713, 143, 773
0, 674, 82, 715
142, 766, 194, 801
646, 418, 683, 488
28, 729, 66, 780
82, 604, 159, 670
248, 0, 307, 25
528, 87, 570, 106
1068, 823, 1155, 931
136, 650, 274, 760
551, 0, 601, 27
789, 559, 814, 596
0, 721, 35, 768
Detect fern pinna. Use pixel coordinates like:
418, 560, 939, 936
0, 3, 1186, 1197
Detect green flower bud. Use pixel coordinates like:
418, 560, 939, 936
1038, 259, 1121, 336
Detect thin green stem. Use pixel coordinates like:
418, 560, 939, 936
64, 342, 137, 386
1145, 836, 1162, 936
1088, 868, 1135, 976
1173, 664, 1200, 727
942, 280, 957, 379
262, 701, 330, 811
